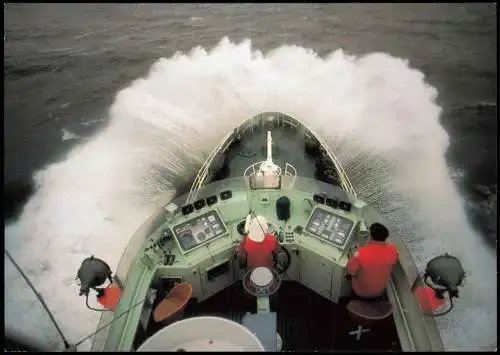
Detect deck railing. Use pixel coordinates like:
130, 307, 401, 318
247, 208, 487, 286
186, 112, 357, 203
297, 119, 357, 200
186, 130, 235, 203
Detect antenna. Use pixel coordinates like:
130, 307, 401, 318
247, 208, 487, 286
5, 250, 72, 350
72, 296, 148, 348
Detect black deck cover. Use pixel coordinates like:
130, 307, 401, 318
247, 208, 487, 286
138, 281, 401, 352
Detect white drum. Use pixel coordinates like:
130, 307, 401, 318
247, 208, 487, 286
137, 316, 265, 352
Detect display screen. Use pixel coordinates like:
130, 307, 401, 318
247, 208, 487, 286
173, 210, 227, 252
249, 174, 281, 189
305, 207, 354, 248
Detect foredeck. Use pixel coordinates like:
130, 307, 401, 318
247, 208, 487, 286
225, 125, 317, 179
186, 111, 354, 204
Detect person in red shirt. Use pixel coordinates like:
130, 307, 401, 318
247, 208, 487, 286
237, 214, 279, 270
346, 222, 399, 301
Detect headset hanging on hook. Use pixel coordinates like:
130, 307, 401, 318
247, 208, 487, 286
75, 255, 120, 312
420, 253, 466, 317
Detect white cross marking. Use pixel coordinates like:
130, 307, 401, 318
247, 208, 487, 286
349, 325, 370, 341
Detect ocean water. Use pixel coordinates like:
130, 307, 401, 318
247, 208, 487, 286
4, 3, 497, 351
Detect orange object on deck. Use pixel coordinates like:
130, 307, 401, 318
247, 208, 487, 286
415, 286, 445, 313
153, 282, 193, 323
97, 285, 122, 311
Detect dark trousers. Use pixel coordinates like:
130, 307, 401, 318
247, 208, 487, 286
339, 289, 387, 308
350, 291, 387, 303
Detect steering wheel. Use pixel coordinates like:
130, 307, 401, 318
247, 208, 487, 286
274, 245, 291, 274
237, 220, 246, 235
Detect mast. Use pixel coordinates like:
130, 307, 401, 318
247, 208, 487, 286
259, 131, 280, 176
266, 131, 273, 164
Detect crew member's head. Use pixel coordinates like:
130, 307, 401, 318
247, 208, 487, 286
247, 215, 268, 243
370, 223, 390, 242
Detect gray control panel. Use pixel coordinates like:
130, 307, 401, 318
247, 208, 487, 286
173, 210, 227, 253
305, 207, 354, 249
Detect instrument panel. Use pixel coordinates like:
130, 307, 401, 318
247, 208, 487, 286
173, 210, 227, 253
305, 207, 354, 249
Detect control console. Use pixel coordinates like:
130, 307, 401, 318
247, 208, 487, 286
305, 207, 354, 249
172, 210, 227, 253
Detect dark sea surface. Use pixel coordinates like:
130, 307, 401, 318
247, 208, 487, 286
4, 3, 497, 351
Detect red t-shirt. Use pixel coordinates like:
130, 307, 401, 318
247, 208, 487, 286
346, 241, 399, 297
237, 233, 279, 269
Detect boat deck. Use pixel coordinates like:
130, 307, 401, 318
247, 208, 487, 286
206, 115, 342, 189
131, 113, 400, 351
136, 281, 401, 352
225, 126, 318, 179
